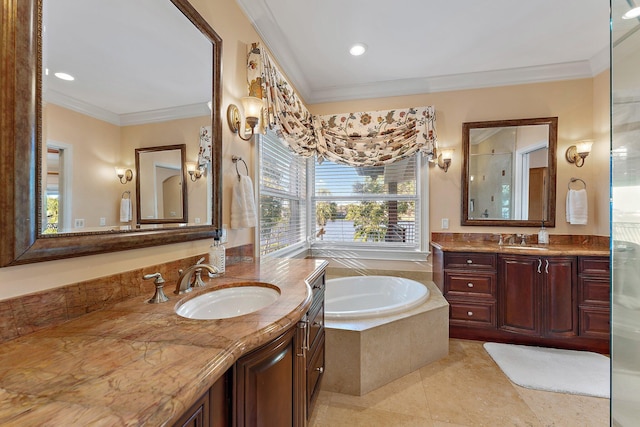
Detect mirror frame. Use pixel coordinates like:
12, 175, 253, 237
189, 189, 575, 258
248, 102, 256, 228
461, 117, 558, 227
135, 144, 188, 225
0, 0, 223, 266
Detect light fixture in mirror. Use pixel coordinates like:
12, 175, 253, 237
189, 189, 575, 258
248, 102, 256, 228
227, 96, 262, 141
461, 117, 558, 227
115, 167, 133, 184
565, 139, 592, 167
186, 162, 203, 181
0, 0, 223, 266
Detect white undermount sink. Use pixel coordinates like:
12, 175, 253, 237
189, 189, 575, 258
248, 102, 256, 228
501, 245, 549, 251
175, 284, 280, 320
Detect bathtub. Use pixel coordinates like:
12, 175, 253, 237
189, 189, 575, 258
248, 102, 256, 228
321, 274, 448, 395
325, 275, 430, 320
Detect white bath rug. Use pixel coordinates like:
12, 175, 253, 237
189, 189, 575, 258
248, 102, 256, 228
483, 342, 610, 398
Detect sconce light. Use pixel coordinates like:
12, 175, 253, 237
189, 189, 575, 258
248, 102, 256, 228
115, 167, 133, 184
437, 148, 453, 172
186, 162, 203, 182
227, 96, 262, 141
565, 140, 593, 168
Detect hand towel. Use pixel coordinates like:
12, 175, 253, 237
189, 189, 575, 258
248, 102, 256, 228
566, 188, 588, 225
120, 198, 132, 223
231, 175, 257, 229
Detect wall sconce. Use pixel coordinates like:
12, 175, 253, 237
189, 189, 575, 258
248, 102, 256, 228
565, 140, 593, 168
227, 96, 262, 141
115, 167, 133, 184
437, 148, 453, 172
186, 162, 203, 182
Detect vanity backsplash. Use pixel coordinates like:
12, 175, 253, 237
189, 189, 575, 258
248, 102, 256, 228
0, 244, 253, 344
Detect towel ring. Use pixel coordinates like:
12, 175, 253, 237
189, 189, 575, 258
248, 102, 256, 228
121, 190, 131, 199
232, 155, 249, 181
568, 177, 586, 190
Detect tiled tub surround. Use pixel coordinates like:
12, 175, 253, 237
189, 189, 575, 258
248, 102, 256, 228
0, 257, 327, 425
322, 268, 449, 396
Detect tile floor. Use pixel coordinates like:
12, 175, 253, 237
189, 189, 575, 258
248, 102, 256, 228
309, 339, 610, 426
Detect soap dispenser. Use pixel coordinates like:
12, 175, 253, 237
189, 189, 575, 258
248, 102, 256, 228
208, 238, 225, 277
538, 221, 549, 245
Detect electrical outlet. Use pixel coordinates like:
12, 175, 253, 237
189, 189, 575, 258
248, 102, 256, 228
194, 217, 201, 224
441, 218, 449, 229
99, 217, 106, 226
74, 218, 85, 228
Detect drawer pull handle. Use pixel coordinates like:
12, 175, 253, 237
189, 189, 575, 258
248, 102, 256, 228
467, 282, 474, 288
466, 259, 473, 264
467, 311, 474, 316
316, 367, 324, 373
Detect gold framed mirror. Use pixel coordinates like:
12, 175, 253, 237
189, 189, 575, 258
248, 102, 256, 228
461, 117, 558, 227
0, 0, 222, 266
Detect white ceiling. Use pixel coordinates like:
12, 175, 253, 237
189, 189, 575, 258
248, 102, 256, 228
236, 0, 613, 105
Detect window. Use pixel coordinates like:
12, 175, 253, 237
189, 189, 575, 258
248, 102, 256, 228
312, 156, 422, 252
258, 131, 308, 256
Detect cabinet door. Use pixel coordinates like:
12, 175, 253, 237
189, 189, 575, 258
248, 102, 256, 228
498, 255, 540, 336
234, 327, 297, 427
543, 257, 577, 338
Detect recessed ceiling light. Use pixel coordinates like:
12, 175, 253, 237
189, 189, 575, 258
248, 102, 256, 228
54, 72, 75, 81
349, 43, 367, 56
622, 7, 640, 19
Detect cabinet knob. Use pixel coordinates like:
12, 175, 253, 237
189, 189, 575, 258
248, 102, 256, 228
467, 282, 474, 288
466, 259, 473, 264
467, 311, 474, 316
316, 367, 324, 373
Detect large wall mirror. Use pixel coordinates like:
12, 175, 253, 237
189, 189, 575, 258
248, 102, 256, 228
461, 117, 558, 227
0, 0, 222, 266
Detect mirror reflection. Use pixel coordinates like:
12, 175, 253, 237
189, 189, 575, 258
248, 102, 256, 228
135, 145, 187, 224
462, 117, 558, 227
40, 0, 212, 234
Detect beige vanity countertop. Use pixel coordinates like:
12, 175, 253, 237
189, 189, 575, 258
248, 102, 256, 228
431, 240, 610, 256
0, 258, 327, 426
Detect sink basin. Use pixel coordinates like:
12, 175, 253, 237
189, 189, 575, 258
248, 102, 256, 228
501, 245, 549, 251
175, 284, 280, 320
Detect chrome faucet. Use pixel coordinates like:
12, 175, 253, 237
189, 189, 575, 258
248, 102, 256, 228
174, 264, 219, 295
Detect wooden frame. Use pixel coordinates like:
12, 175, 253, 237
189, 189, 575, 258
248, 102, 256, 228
0, 0, 223, 266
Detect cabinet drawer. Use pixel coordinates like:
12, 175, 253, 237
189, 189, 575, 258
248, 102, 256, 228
579, 306, 610, 339
306, 332, 325, 415
309, 273, 325, 300
445, 252, 496, 270
579, 277, 610, 305
579, 257, 610, 276
449, 301, 495, 327
445, 272, 495, 297
307, 298, 324, 352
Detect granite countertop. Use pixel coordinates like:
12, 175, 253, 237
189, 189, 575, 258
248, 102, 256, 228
431, 240, 610, 256
0, 258, 327, 425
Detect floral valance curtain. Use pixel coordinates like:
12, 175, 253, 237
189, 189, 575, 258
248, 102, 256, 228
313, 108, 436, 166
247, 42, 437, 166
247, 43, 317, 156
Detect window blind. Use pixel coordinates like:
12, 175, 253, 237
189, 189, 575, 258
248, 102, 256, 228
259, 131, 308, 256
312, 157, 419, 247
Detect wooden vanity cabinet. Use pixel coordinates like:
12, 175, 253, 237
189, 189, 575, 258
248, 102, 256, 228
498, 254, 577, 338
578, 256, 610, 339
442, 252, 497, 330
173, 373, 230, 427
433, 246, 610, 353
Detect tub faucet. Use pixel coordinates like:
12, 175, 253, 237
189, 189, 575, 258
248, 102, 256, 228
175, 264, 219, 295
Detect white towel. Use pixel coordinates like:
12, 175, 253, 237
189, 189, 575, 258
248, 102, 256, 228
120, 198, 132, 223
231, 175, 257, 229
566, 189, 588, 225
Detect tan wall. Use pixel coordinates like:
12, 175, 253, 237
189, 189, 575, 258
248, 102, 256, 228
0, 0, 611, 300
309, 75, 611, 238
